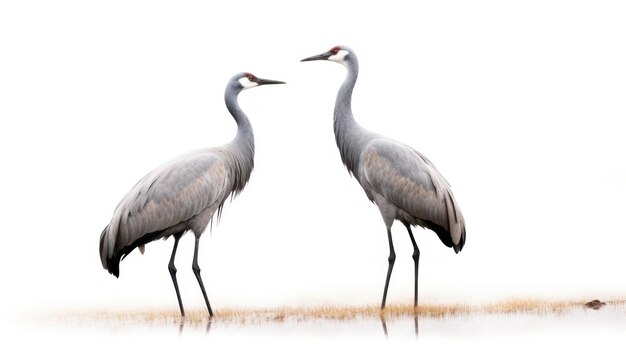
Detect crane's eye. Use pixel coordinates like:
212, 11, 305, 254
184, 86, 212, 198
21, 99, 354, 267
330, 46, 340, 55
245, 73, 256, 81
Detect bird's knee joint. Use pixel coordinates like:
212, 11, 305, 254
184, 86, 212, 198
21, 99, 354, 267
192, 264, 201, 274
388, 254, 396, 264
169, 265, 177, 274
412, 252, 420, 260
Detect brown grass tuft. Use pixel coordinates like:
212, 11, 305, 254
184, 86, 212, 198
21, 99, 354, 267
51, 298, 626, 327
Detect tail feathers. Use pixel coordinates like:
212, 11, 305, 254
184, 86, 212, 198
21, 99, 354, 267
99, 225, 121, 278
99, 225, 174, 279
424, 220, 453, 248
454, 225, 466, 254
443, 190, 465, 254
454, 226, 465, 253
423, 220, 465, 254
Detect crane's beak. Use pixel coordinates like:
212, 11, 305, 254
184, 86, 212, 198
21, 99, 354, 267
255, 78, 286, 85
300, 52, 331, 62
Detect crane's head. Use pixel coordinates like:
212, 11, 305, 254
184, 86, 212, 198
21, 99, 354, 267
233, 72, 285, 91
301, 45, 353, 65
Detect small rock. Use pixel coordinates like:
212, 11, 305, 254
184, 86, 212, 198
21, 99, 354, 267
585, 299, 606, 310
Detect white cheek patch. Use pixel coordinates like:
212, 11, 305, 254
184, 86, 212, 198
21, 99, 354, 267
239, 77, 259, 89
329, 49, 349, 63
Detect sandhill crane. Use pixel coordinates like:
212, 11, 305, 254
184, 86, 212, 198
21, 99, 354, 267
301, 46, 466, 309
99, 72, 284, 317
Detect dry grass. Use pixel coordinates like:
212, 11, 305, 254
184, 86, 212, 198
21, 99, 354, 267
53, 298, 626, 328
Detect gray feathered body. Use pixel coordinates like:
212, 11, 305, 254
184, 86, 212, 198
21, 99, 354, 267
99, 77, 255, 277
333, 51, 466, 252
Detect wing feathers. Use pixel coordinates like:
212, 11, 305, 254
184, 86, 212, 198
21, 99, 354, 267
105, 151, 230, 255
361, 140, 465, 250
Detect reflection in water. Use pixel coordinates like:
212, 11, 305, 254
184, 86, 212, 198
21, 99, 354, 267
50, 303, 626, 343
205, 318, 212, 334
381, 314, 419, 338
380, 316, 388, 338
178, 317, 185, 335
178, 317, 213, 336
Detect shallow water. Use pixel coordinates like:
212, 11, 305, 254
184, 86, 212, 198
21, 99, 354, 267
20, 304, 626, 349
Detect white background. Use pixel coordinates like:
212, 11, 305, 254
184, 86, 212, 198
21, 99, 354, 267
1, 0, 626, 347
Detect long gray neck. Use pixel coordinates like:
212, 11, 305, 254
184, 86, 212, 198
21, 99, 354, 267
224, 85, 255, 193
334, 55, 370, 176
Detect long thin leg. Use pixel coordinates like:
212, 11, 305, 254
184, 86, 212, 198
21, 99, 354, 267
168, 234, 185, 316
381, 228, 396, 309
192, 236, 214, 317
405, 224, 420, 308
